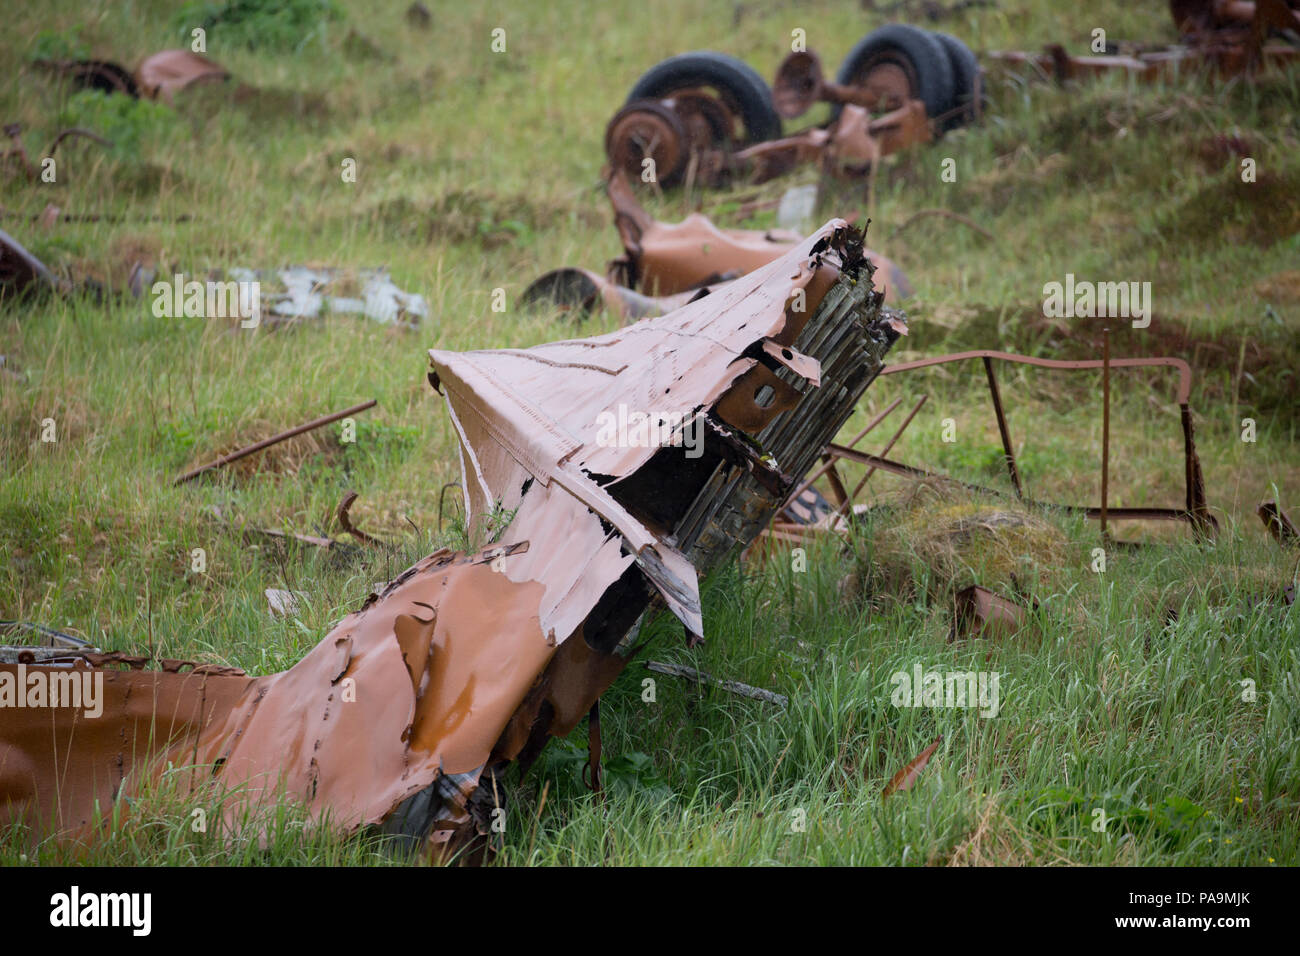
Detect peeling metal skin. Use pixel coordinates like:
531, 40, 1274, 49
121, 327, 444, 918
0, 229, 58, 296
0, 219, 904, 861
605, 172, 911, 302
135, 50, 230, 103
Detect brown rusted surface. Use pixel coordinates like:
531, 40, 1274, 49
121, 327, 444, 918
2, 219, 904, 858
608, 47, 938, 189
774, 49, 921, 119
605, 171, 911, 301
727, 99, 931, 183
951, 585, 1029, 641
1258, 500, 1300, 546
336, 490, 387, 547
990, 0, 1300, 83
135, 50, 230, 103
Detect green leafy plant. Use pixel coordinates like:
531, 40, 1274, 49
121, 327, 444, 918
173, 0, 344, 52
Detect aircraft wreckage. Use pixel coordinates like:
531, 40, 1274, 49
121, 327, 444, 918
0, 220, 906, 861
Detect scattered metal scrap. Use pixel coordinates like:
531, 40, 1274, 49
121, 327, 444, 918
767, 350, 1216, 553
604, 170, 911, 300
950, 584, 1030, 641
606, 27, 982, 189
521, 266, 708, 321
172, 398, 377, 485
3, 122, 112, 183
227, 266, 429, 328
1, 219, 905, 860
522, 171, 911, 323
208, 504, 358, 555
0, 228, 58, 298
34, 49, 230, 103
0, 621, 98, 666
988, 0, 1300, 83
336, 491, 390, 548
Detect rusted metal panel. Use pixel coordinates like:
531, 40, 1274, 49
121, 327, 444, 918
0, 229, 57, 297
605, 171, 910, 301
135, 50, 230, 103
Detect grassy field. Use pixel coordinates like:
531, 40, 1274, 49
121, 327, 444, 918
1, 0, 1297, 866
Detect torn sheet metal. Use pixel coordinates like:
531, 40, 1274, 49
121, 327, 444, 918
605, 171, 911, 301
950, 585, 1029, 641
2, 220, 904, 858
35, 50, 229, 103
135, 50, 230, 103
521, 266, 709, 320
0, 229, 57, 297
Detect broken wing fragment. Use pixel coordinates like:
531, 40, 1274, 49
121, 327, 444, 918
2, 218, 905, 860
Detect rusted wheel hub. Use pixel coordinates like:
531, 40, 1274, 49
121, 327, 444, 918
850, 58, 915, 113
604, 100, 688, 186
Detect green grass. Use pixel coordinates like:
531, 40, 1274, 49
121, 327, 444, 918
1, 0, 1297, 866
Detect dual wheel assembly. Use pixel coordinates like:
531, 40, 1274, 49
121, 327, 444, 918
605, 24, 983, 187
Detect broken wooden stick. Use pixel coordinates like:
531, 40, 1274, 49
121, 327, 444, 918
644, 660, 788, 708
173, 399, 376, 484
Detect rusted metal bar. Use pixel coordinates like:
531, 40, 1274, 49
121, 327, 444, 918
337, 490, 387, 547
871, 350, 1214, 538
1101, 328, 1111, 539
820, 454, 850, 510
880, 351, 1193, 404
827, 444, 1214, 527
1258, 500, 1299, 546
172, 399, 377, 484
982, 356, 1022, 498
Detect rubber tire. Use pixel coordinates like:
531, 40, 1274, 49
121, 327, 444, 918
930, 31, 983, 131
626, 51, 782, 143
832, 25, 956, 128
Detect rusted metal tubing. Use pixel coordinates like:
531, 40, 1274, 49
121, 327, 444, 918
172, 399, 377, 485
880, 350, 1194, 405
982, 356, 1022, 498
1258, 500, 1300, 546
1101, 328, 1111, 539
826, 445, 1216, 529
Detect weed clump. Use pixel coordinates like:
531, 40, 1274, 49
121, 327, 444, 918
847, 482, 1067, 605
